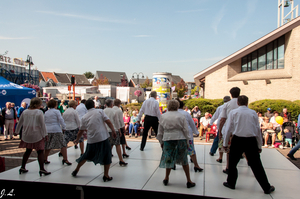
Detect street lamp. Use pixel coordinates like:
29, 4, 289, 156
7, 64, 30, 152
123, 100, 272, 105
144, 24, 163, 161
25, 55, 34, 84
132, 72, 144, 102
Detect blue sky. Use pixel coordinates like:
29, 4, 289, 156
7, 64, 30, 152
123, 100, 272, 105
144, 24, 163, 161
1, 0, 298, 82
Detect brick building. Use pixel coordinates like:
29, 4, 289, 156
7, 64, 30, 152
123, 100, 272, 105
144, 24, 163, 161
194, 17, 300, 103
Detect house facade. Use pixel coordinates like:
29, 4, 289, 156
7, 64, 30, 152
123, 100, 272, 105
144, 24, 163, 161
194, 17, 300, 103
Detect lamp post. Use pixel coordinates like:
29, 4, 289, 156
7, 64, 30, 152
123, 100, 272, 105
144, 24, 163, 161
26, 55, 34, 84
132, 72, 144, 102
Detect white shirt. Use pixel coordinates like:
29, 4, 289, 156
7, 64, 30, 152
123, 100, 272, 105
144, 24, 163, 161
270, 116, 280, 128
104, 107, 120, 131
112, 106, 125, 129
220, 98, 239, 135
80, 108, 110, 144
76, 103, 87, 120
44, 108, 66, 133
210, 103, 226, 129
62, 108, 81, 130
156, 111, 191, 145
137, 97, 161, 121
223, 106, 263, 149
200, 117, 210, 127
93, 99, 101, 108
15, 109, 47, 143
178, 109, 199, 139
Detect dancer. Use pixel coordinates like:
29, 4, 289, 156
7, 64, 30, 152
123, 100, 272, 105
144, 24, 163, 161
72, 100, 117, 182
176, 99, 203, 172
75, 99, 87, 151
157, 100, 195, 188
44, 99, 71, 166
16, 97, 50, 176
218, 87, 240, 174
104, 99, 128, 166
223, 95, 275, 194
137, 91, 161, 151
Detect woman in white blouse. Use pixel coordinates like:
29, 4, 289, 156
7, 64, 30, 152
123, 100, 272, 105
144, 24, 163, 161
44, 99, 71, 165
156, 100, 195, 188
16, 97, 51, 176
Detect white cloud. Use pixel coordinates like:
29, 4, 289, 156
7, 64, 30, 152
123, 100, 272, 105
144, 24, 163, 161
36, 11, 135, 24
211, 5, 226, 35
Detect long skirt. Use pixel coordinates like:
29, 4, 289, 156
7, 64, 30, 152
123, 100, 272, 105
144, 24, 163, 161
159, 139, 188, 168
76, 138, 112, 165
44, 133, 67, 150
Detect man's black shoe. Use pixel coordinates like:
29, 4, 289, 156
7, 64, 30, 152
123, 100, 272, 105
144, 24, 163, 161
223, 168, 229, 174
209, 152, 214, 156
223, 182, 235, 190
287, 153, 297, 160
140, 148, 144, 151
264, 185, 275, 194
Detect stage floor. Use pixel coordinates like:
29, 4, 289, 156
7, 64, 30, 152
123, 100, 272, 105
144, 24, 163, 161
0, 140, 299, 199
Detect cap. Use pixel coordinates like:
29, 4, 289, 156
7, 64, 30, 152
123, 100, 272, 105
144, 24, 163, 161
267, 108, 271, 111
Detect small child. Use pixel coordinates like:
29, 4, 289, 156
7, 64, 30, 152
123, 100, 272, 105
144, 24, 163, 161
284, 129, 293, 148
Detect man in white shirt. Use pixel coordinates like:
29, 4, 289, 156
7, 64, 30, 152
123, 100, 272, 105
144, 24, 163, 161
76, 99, 87, 120
199, 112, 211, 139
137, 91, 161, 151
223, 95, 275, 194
93, 96, 101, 109
104, 99, 127, 166
219, 87, 240, 174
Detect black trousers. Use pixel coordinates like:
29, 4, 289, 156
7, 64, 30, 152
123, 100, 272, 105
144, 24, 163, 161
140, 115, 159, 150
227, 135, 271, 192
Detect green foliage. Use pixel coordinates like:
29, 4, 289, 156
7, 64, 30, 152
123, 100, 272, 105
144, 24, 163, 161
122, 102, 143, 115
248, 99, 300, 122
84, 71, 94, 79
184, 98, 224, 116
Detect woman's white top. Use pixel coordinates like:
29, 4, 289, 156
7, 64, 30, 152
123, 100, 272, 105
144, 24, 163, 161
178, 109, 199, 140
15, 109, 47, 143
156, 110, 191, 145
62, 107, 81, 130
44, 108, 66, 133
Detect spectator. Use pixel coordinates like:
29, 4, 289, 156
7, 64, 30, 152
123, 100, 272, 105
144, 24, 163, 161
287, 114, 300, 160
129, 111, 139, 138
94, 96, 101, 109
261, 117, 275, 148
284, 129, 293, 148
264, 108, 273, 119
16, 102, 27, 139
123, 111, 130, 135
191, 106, 201, 123
58, 100, 67, 114
280, 108, 291, 122
184, 106, 191, 114
1, 102, 17, 140
199, 112, 211, 140
270, 111, 280, 133
282, 117, 296, 147
258, 112, 264, 126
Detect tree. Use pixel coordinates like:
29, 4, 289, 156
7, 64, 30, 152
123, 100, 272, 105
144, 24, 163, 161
174, 79, 187, 98
84, 71, 94, 79
92, 74, 109, 86
140, 76, 152, 88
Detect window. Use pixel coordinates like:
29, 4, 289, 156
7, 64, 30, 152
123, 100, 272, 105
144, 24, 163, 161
241, 35, 285, 72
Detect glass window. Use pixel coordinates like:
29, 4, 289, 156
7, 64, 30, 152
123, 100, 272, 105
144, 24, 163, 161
247, 54, 252, 71
273, 40, 278, 69
258, 47, 266, 70
266, 43, 273, 70
241, 56, 248, 72
278, 36, 285, 69
251, 51, 257, 71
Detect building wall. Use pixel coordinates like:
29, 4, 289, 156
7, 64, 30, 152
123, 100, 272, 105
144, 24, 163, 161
204, 26, 300, 103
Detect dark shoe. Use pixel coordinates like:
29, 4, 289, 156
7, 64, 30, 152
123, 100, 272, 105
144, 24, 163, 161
264, 185, 275, 194
287, 153, 297, 160
19, 168, 28, 174
126, 146, 131, 150
58, 152, 63, 157
209, 152, 214, 156
71, 170, 78, 177
62, 159, 72, 166
39, 170, 51, 176
223, 168, 229, 174
186, 182, 196, 188
140, 148, 144, 151
119, 161, 128, 166
44, 160, 51, 165
122, 154, 129, 158
163, 179, 168, 186
103, 175, 113, 182
190, 158, 193, 163
172, 165, 176, 170
223, 182, 235, 190
74, 145, 78, 149
194, 167, 203, 172
216, 159, 222, 163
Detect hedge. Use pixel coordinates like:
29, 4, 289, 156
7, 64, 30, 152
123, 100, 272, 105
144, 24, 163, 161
124, 99, 300, 121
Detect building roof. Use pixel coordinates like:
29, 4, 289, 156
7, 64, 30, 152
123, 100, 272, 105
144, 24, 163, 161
193, 16, 300, 82
54, 73, 90, 85
95, 71, 128, 84
40, 72, 58, 83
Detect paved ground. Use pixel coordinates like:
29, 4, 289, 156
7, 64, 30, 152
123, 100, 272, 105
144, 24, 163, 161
1, 134, 300, 172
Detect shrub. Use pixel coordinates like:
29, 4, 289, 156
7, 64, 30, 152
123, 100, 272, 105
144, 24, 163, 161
184, 98, 223, 116
122, 103, 143, 115
248, 99, 300, 122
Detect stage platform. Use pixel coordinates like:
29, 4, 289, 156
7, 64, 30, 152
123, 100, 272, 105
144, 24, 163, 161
0, 140, 299, 199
